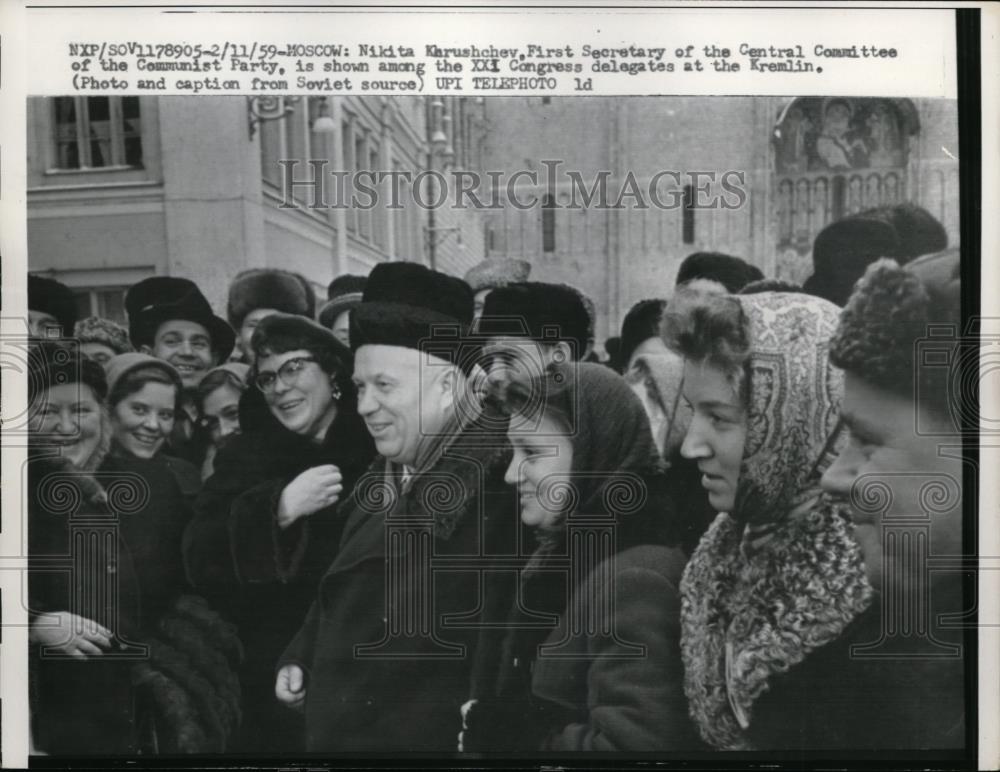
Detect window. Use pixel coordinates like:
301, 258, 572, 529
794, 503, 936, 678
369, 146, 383, 248
52, 97, 142, 170
542, 193, 556, 253
260, 97, 331, 200
682, 184, 695, 244
72, 287, 130, 325
355, 134, 369, 238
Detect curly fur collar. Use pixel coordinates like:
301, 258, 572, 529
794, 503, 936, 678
680, 501, 873, 750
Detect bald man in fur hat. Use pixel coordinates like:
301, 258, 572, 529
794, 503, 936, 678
276, 262, 518, 752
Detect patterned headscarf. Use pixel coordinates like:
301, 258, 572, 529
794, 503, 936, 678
680, 292, 871, 750
730, 292, 845, 528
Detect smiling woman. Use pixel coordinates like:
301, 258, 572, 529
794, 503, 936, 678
184, 313, 376, 753
100, 353, 201, 622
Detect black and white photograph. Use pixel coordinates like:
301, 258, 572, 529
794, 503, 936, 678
1, 2, 993, 768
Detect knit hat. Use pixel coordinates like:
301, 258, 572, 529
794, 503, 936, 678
319, 274, 368, 329
206, 361, 250, 386
675, 252, 764, 294
105, 352, 183, 402
227, 269, 316, 330
28, 340, 108, 406
73, 316, 134, 355
126, 277, 235, 361
829, 248, 960, 415
28, 274, 78, 337
478, 282, 591, 358
463, 258, 531, 293
803, 214, 900, 306
350, 263, 474, 366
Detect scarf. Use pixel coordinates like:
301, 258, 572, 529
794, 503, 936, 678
680, 292, 872, 749
509, 363, 669, 676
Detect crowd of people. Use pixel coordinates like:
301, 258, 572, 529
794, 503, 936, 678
24, 201, 966, 756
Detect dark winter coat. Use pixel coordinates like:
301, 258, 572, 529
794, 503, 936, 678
746, 581, 966, 751
184, 389, 376, 751
279, 402, 518, 753
464, 364, 702, 753
28, 451, 144, 755
99, 445, 200, 623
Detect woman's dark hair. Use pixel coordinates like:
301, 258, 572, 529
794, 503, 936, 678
108, 365, 182, 412
196, 368, 246, 410
619, 299, 666, 370
661, 286, 751, 401
251, 313, 355, 405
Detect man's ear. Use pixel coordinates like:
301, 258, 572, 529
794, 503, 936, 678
438, 366, 458, 411
140, 344, 154, 356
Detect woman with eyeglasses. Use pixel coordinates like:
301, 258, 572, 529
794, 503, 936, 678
195, 362, 250, 480
184, 313, 376, 753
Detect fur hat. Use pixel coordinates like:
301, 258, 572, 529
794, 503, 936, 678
74, 316, 134, 355
675, 252, 764, 294
463, 258, 531, 293
829, 248, 960, 414
126, 277, 236, 361
319, 274, 368, 329
28, 274, 78, 337
478, 282, 591, 358
804, 215, 900, 306
350, 262, 473, 365
227, 269, 316, 330
860, 203, 948, 262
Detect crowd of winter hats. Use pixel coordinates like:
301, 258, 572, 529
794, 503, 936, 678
25, 200, 954, 388
804, 203, 949, 306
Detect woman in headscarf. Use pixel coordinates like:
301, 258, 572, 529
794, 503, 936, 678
184, 313, 376, 752
460, 362, 702, 752
661, 289, 873, 750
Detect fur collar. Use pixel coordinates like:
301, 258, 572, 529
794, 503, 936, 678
680, 500, 872, 749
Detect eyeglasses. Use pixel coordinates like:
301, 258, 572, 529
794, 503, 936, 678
254, 356, 318, 393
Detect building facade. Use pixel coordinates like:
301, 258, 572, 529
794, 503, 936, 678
27, 95, 958, 344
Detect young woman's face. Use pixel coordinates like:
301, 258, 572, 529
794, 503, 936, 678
31, 382, 103, 468
504, 411, 574, 528
111, 381, 177, 459
679, 360, 747, 513
201, 383, 243, 445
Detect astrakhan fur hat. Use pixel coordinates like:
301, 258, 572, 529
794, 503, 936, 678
350, 262, 474, 367
478, 281, 591, 358
463, 258, 531, 293
74, 316, 134, 355
227, 269, 316, 330
829, 248, 960, 414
